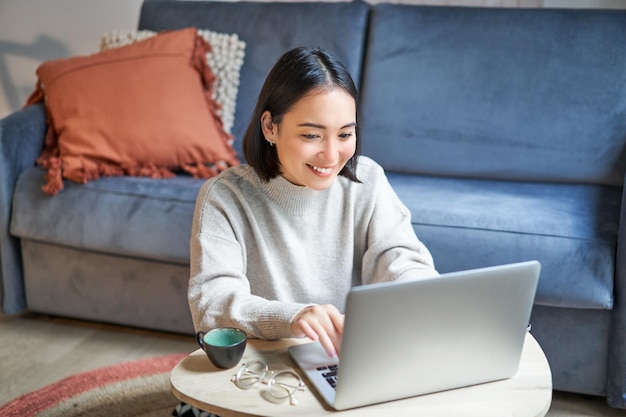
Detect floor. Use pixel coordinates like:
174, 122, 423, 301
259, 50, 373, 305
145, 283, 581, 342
1, 313, 625, 416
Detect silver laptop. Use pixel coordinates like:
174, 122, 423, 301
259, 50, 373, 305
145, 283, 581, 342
288, 260, 540, 410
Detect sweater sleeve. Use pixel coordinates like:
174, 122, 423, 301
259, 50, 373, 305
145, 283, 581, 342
187, 180, 310, 340
361, 163, 439, 284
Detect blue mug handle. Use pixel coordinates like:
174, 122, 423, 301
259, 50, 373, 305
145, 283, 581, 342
196, 331, 206, 351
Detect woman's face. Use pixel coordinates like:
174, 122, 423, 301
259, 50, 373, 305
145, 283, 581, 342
262, 88, 357, 190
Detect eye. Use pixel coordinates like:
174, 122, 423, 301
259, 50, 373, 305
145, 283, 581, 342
339, 132, 354, 140
302, 134, 320, 140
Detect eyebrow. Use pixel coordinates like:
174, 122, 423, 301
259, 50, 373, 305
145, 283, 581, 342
298, 122, 357, 129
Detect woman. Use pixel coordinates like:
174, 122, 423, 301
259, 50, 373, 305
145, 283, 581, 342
187, 46, 437, 360
176, 45, 438, 417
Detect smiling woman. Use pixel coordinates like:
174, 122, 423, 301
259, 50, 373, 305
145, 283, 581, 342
179, 46, 438, 416
243, 47, 362, 185
262, 88, 357, 190
188, 45, 438, 354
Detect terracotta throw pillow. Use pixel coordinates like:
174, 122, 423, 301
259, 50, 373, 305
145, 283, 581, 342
101, 29, 245, 135
25, 27, 240, 195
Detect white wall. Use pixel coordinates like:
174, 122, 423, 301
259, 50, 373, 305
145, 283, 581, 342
1, 0, 625, 118
0, 0, 143, 118
544, 0, 626, 7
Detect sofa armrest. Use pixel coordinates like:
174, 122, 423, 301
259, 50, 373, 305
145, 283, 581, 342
0, 103, 46, 313
608, 181, 626, 408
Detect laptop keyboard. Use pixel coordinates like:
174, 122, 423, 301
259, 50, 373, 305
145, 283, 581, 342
316, 364, 339, 389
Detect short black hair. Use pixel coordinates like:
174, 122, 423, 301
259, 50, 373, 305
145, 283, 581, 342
242, 46, 361, 182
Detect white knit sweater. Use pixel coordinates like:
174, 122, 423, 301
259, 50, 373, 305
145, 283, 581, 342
188, 156, 437, 339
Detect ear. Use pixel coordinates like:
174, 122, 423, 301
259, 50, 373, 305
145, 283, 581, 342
260, 111, 276, 142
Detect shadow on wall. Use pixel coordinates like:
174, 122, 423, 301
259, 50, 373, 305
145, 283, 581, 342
0, 36, 70, 112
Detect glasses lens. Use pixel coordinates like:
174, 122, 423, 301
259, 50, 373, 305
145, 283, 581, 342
236, 361, 267, 388
268, 371, 303, 401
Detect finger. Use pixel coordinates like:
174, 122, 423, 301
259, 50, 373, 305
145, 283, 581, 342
300, 319, 337, 357
327, 328, 342, 357
316, 329, 337, 358
294, 305, 342, 357
297, 319, 319, 342
307, 317, 339, 357
329, 311, 345, 335
333, 316, 345, 355
323, 309, 344, 355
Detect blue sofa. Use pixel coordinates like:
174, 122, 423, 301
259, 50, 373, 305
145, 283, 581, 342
2, 0, 626, 409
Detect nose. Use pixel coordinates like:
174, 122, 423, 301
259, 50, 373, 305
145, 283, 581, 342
318, 138, 337, 160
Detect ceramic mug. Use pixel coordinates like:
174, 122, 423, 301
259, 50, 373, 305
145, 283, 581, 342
197, 327, 247, 369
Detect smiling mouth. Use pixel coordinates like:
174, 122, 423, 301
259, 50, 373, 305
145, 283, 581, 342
308, 164, 333, 174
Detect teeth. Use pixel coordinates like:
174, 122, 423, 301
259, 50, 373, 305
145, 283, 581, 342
310, 165, 332, 174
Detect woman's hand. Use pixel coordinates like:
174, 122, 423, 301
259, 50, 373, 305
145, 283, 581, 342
291, 304, 345, 357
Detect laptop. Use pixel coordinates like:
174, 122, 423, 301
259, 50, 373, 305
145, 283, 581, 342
288, 260, 540, 410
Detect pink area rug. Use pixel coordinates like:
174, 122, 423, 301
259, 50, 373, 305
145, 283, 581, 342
0, 353, 187, 417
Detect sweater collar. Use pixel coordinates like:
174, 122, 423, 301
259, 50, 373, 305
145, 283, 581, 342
257, 173, 331, 215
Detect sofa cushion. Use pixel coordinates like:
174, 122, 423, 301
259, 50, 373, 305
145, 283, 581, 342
27, 28, 239, 195
137, 0, 370, 159
387, 172, 620, 310
361, 5, 626, 186
101, 28, 246, 135
11, 167, 202, 265
11, 166, 619, 311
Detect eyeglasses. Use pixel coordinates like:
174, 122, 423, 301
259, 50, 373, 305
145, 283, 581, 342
231, 360, 306, 405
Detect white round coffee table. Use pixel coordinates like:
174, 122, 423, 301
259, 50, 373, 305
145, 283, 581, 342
170, 333, 552, 417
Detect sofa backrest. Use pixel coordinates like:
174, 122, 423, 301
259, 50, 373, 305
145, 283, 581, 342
138, 0, 370, 159
360, 5, 626, 186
